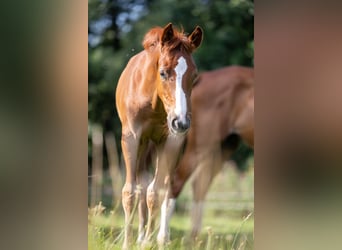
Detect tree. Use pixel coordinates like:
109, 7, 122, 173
88, 0, 254, 171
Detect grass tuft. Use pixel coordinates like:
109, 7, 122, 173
89, 162, 254, 249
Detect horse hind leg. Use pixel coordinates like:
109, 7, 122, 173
142, 181, 173, 248
142, 178, 159, 247
144, 173, 167, 246
190, 168, 211, 238
190, 152, 221, 238
233, 97, 254, 148
129, 140, 153, 245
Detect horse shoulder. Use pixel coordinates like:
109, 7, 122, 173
117, 51, 161, 137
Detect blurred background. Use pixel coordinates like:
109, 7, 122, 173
88, 0, 254, 248
88, 0, 254, 207
2, 0, 342, 249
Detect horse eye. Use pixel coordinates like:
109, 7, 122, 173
159, 70, 167, 80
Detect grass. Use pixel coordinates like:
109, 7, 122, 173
89, 160, 254, 249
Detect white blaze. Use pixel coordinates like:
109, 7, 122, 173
174, 56, 188, 122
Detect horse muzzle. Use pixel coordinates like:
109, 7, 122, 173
170, 116, 191, 134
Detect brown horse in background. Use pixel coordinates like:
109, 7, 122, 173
115, 23, 203, 249
165, 66, 254, 237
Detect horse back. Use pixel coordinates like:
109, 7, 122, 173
191, 66, 254, 146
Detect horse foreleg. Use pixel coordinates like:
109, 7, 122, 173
157, 190, 176, 246
143, 148, 166, 246
143, 136, 185, 246
155, 150, 196, 243
156, 136, 185, 246
121, 134, 139, 250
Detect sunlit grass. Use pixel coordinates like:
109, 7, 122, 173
89, 212, 253, 250
89, 160, 254, 249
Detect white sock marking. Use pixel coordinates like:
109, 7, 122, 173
174, 56, 188, 122
157, 198, 176, 244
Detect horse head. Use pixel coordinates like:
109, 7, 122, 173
151, 23, 203, 135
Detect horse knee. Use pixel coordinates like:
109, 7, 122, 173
122, 183, 135, 213
146, 184, 158, 212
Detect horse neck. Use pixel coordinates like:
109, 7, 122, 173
144, 50, 167, 115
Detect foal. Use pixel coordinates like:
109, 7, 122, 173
115, 23, 203, 248
168, 66, 254, 237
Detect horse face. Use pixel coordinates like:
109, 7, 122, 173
157, 24, 203, 135
158, 54, 195, 135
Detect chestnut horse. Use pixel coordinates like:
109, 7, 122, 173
115, 23, 203, 248
167, 66, 254, 237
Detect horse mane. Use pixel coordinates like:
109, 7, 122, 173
142, 26, 193, 53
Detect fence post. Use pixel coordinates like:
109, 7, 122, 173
90, 124, 103, 208
104, 131, 122, 207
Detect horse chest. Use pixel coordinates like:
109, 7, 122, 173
141, 116, 168, 143
130, 99, 167, 141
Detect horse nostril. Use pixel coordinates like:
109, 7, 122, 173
179, 120, 190, 130
171, 117, 190, 132
171, 118, 178, 130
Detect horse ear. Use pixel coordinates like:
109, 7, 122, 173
161, 23, 174, 46
188, 26, 203, 50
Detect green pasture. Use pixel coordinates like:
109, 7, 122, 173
88, 160, 254, 250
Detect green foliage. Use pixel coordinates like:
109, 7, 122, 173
231, 143, 254, 172
88, 0, 254, 166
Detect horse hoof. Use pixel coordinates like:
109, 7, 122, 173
157, 236, 165, 245
122, 243, 129, 250
137, 233, 145, 245
141, 240, 153, 249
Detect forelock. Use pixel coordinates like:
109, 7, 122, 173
142, 26, 192, 53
